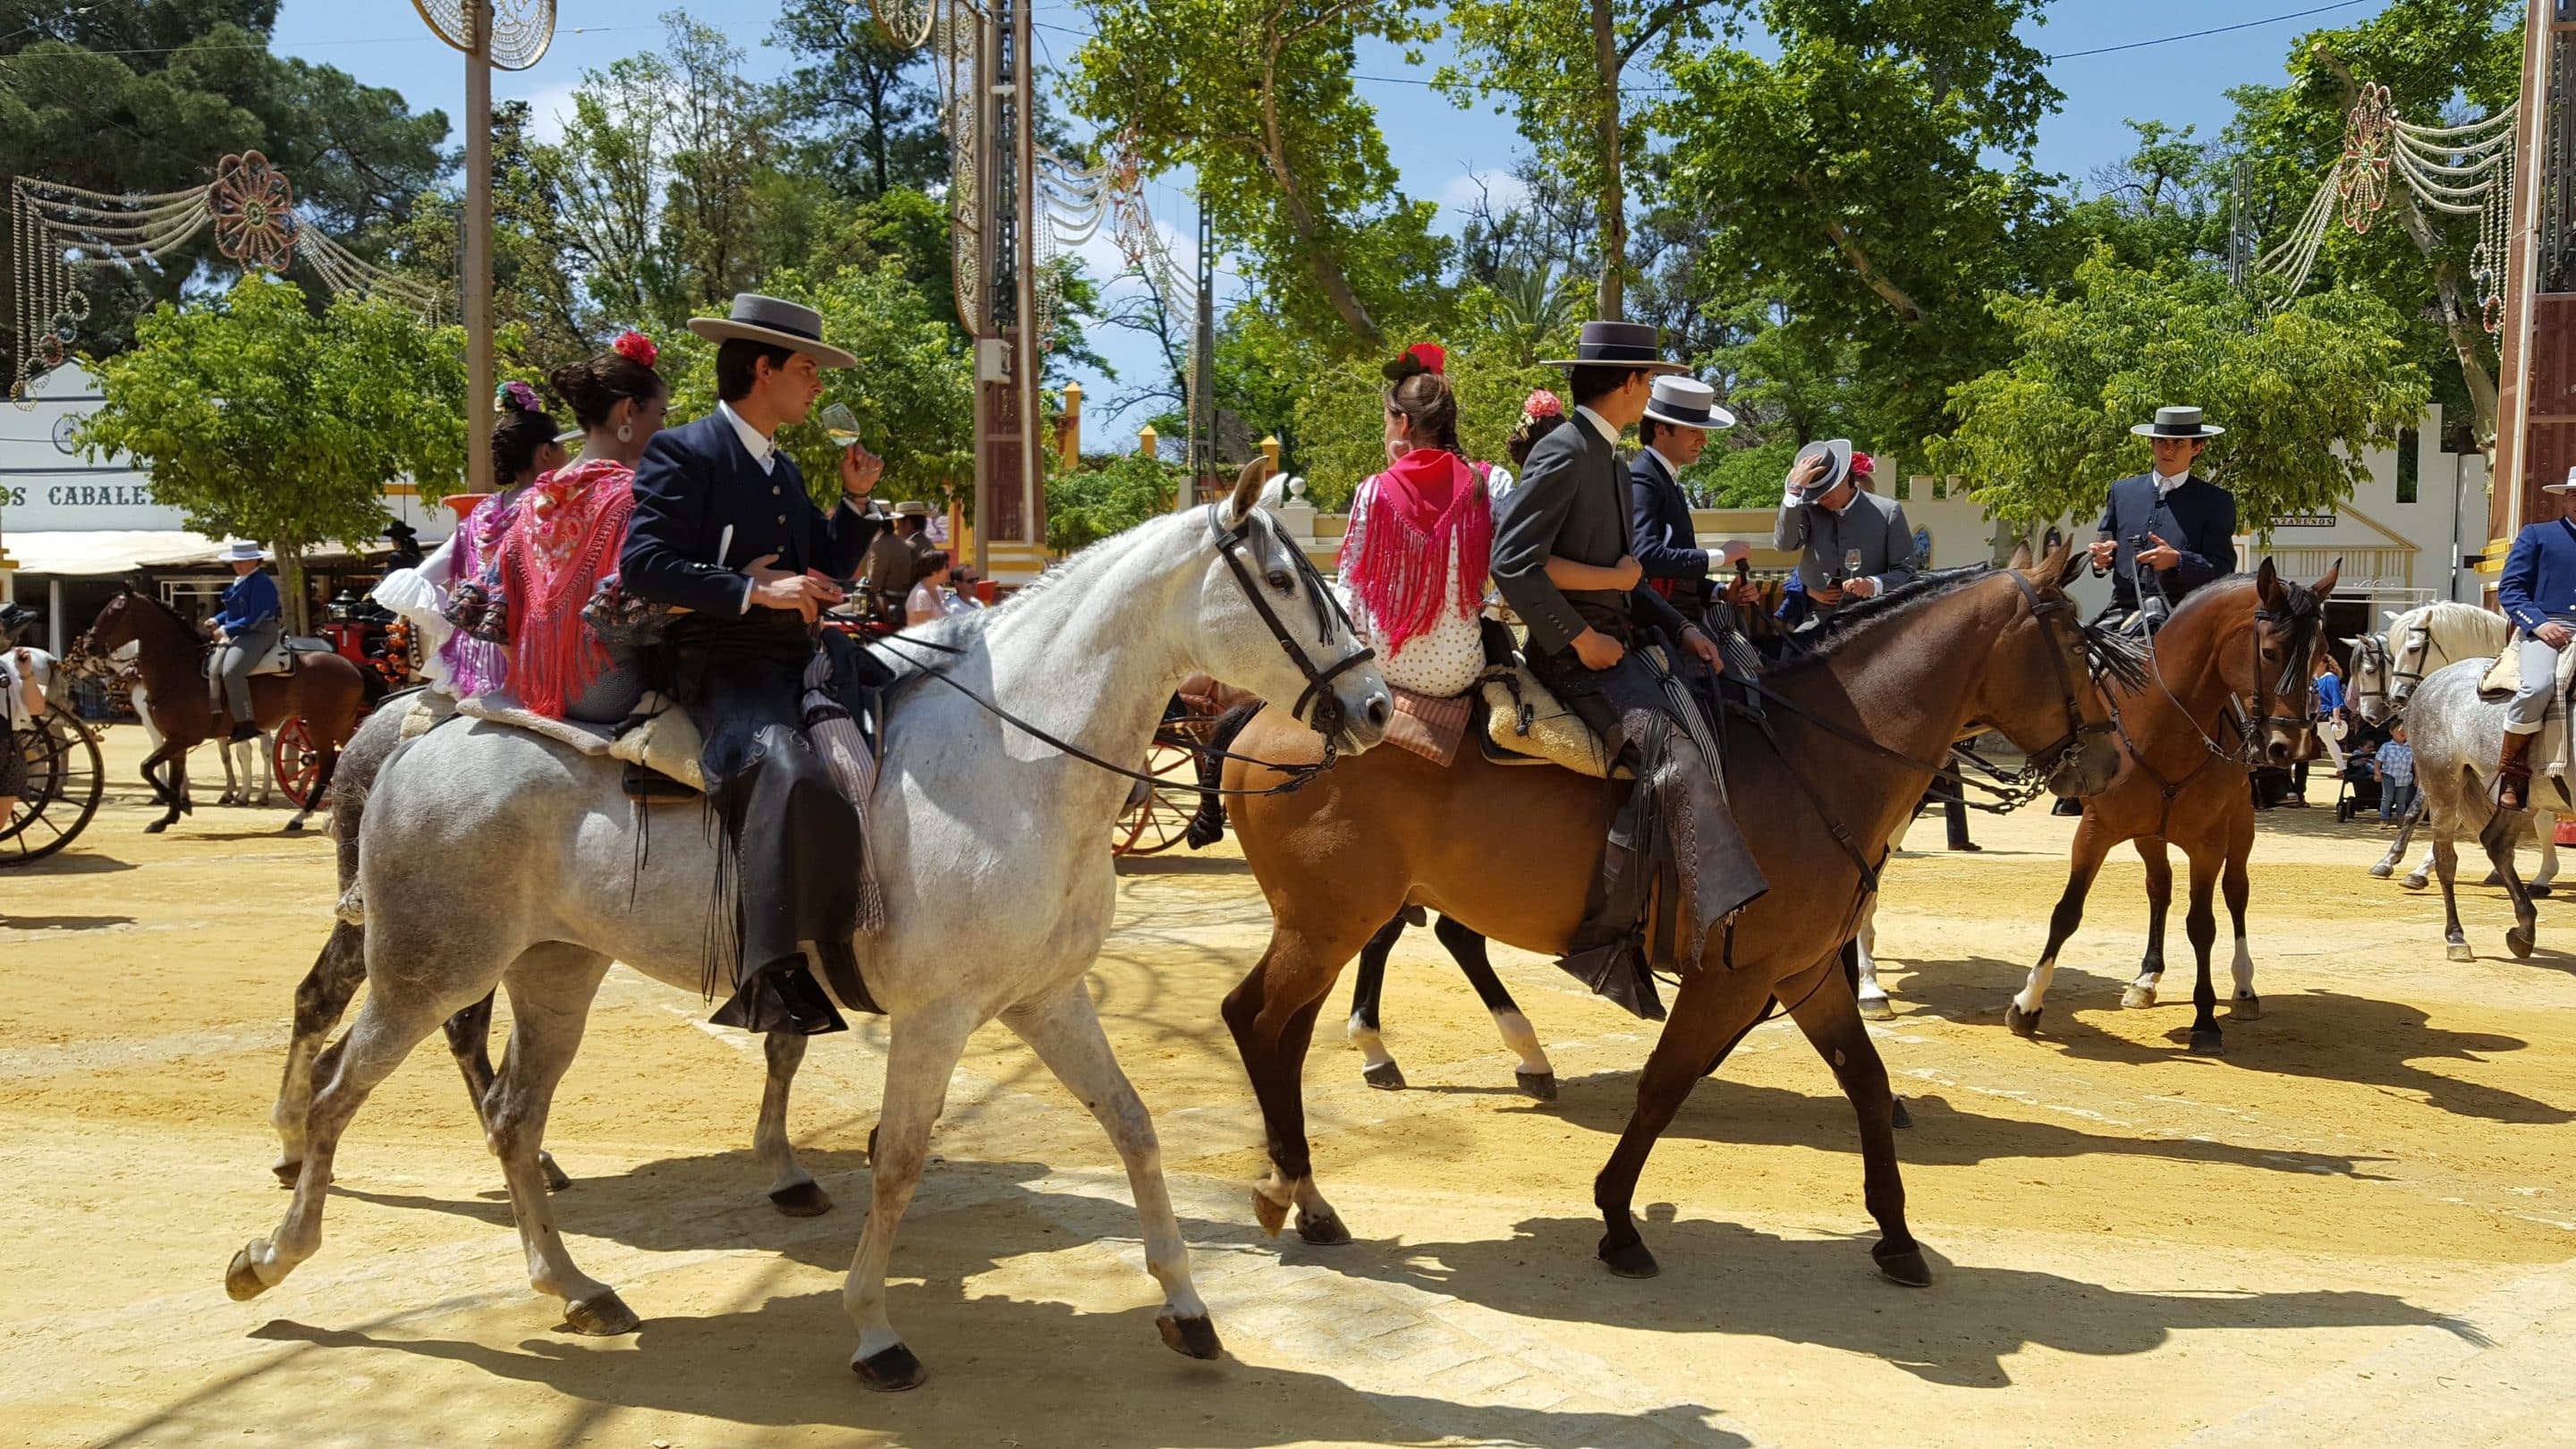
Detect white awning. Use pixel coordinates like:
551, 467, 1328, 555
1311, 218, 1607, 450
0, 530, 224, 575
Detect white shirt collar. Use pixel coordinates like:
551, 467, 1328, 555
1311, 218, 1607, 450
2153, 470, 2189, 496
718, 401, 777, 474
1574, 404, 1621, 445
1642, 445, 1676, 481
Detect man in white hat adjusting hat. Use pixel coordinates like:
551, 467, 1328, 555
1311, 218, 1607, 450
620, 293, 888, 1035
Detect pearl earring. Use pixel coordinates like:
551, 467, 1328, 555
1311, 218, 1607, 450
616, 423, 632, 442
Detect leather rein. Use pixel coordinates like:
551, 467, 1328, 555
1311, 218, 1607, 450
2112, 589, 2322, 834
873, 505, 1377, 800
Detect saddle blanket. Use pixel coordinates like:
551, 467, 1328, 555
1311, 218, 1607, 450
1480, 663, 1624, 779
450, 692, 706, 791
2479, 635, 2576, 781
1385, 685, 1470, 767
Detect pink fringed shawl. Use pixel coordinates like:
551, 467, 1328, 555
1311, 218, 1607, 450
1336, 447, 1491, 657
498, 457, 637, 719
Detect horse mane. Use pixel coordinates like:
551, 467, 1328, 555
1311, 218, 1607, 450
1764, 566, 1996, 674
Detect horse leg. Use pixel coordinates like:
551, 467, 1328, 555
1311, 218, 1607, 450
2370, 801, 2413, 877
843, 1006, 979, 1391
2008, 818, 2115, 1037
758, 1031, 829, 1216
215, 733, 239, 807
1224, 913, 1385, 1245
1852, 895, 1894, 1021
2395, 801, 2431, 888
1593, 962, 1783, 1279
1434, 914, 1555, 1097
1344, 913, 1407, 1089
1003, 982, 1218, 1360
2125, 838, 2173, 1008
141, 744, 185, 833
2182, 845, 2224, 1055
440, 991, 571, 1193
1784, 956, 1928, 1285
227, 953, 482, 1300
2482, 808, 2540, 959
2531, 816, 2559, 895
2434, 787, 2473, 962
287, 743, 337, 834
2224, 813, 2259, 1020
482, 945, 632, 1335
271, 921, 364, 1185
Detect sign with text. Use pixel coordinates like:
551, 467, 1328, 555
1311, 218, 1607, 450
2271, 513, 2338, 528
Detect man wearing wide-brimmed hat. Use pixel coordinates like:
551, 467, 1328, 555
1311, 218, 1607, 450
2492, 468, 2576, 808
1491, 321, 1767, 1020
2087, 405, 2238, 631
1631, 375, 1754, 625
621, 293, 888, 1035
1773, 437, 1918, 627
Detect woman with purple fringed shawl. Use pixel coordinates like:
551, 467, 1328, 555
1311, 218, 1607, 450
372, 383, 565, 698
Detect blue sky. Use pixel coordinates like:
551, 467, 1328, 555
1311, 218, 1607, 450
271, 0, 2399, 437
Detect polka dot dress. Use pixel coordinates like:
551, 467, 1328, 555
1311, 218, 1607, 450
1335, 475, 1499, 699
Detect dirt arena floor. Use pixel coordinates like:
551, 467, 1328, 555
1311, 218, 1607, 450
5, 725, 2576, 1448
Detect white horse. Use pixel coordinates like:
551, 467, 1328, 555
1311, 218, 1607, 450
224, 464, 1391, 1390
2402, 655, 2568, 960
2345, 601, 2556, 890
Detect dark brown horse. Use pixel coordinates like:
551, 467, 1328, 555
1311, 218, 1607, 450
2004, 560, 2336, 1055
1218, 546, 2124, 1284
79, 585, 368, 833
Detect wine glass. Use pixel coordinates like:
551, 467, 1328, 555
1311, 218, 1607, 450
819, 402, 861, 448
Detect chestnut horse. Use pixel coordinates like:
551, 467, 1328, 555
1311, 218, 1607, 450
1219, 547, 2124, 1284
80, 585, 368, 833
2004, 561, 2335, 1056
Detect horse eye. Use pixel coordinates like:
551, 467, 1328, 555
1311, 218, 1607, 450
1267, 570, 1292, 591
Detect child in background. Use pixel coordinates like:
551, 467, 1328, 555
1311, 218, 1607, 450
2376, 724, 2417, 825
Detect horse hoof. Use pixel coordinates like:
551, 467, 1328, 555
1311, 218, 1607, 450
1516, 1071, 1558, 1101
1891, 1097, 1914, 1130
1156, 1311, 1224, 1360
1873, 1241, 1934, 1288
1251, 1186, 1290, 1238
2447, 940, 2476, 962
1857, 995, 1895, 1022
2121, 984, 2157, 1009
2003, 1002, 2041, 1038
563, 1290, 639, 1336
2532, 883, 2555, 899
2509, 927, 2536, 959
1598, 1235, 1659, 1278
284, 818, 303, 834
1296, 1209, 1352, 1246
2368, 860, 2394, 878
769, 1180, 833, 1217
2231, 994, 2261, 1021
143, 820, 169, 835
2401, 874, 2429, 891
851, 1343, 927, 1393
539, 1151, 572, 1193
1360, 1062, 1406, 1091
270, 1159, 301, 1189
2188, 1028, 2224, 1056
225, 1246, 270, 1301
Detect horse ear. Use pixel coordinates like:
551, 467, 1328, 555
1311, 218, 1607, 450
2047, 542, 2085, 589
2006, 540, 2034, 572
1223, 458, 1269, 527
2255, 555, 2282, 608
2313, 556, 2341, 600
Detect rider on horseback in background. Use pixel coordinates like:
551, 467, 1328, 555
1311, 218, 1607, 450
1491, 320, 1764, 1020
2087, 406, 2238, 634
2492, 470, 2576, 809
208, 541, 282, 742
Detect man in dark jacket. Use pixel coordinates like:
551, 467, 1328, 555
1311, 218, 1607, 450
2088, 405, 2237, 631
1630, 375, 1752, 625
621, 293, 886, 1035
1493, 321, 1766, 1019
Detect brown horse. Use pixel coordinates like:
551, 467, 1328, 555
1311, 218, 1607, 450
2004, 560, 2336, 1055
1218, 545, 2124, 1284
80, 585, 368, 833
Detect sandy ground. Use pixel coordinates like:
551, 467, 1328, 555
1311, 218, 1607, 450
4, 725, 2575, 1449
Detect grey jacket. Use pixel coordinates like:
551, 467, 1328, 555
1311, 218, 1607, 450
1773, 488, 1919, 618
1494, 410, 1690, 656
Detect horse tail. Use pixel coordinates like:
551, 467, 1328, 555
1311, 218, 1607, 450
1188, 699, 1266, 848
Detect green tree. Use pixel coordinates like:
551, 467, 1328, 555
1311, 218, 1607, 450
1047, 453, 1177, 554
77, 275, 466, 629
1930, 252, 2430, 534
1287, 320, 1575, 508
769, 0, 945, 199
1068, 0, 1449, 353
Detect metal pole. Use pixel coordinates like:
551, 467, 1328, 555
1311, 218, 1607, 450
1011, 0, 1042, 549
463, 0, 494, 497
970, 2, 998, 573
1191, 189, 1214, 507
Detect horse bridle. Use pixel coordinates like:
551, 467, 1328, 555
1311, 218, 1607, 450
1204, 502, 1376, 739
2139, 591, 2322, 771
2346, 632, 2392, 718
2004, 569, 2119, 784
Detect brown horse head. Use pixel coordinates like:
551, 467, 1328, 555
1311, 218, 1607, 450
79, 584, 146, 656
2254, 555, 2337, 766
2144, 557, 2338, 769
1978, 540, 2124, 797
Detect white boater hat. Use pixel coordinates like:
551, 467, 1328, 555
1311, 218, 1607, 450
216, 540, 268, 563
1642, 375, 1735, 431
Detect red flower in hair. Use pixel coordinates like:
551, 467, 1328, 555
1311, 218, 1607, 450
612, 330, 658, 368
1406, 342, 1446, 374
1522, 389, 1563, 420
1850, 451, 1875, 477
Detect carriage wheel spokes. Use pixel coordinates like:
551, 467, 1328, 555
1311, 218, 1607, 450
273, 717, 323, 810
2, 705, 105, 865
1112, 719, 1216, 857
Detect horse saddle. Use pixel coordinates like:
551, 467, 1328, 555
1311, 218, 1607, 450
206, 634, 333, 681
1479, 663, 1629, 780
451, 691, 707, 796
2479, 633, 2576, 784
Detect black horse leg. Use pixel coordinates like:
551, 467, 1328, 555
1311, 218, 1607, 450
1346, 914, 1408, 1089
2184, 849, 2223, 1055
1431, 914, 1555, 1098
2129, 838, 2173, 1006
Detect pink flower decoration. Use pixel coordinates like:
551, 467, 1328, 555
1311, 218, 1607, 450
500, 380, 542, 413
613, 330, 658, 368
1850, 451, 1876, 477
1522, 389, 1563, 420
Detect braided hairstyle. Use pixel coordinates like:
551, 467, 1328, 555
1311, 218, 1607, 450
1381, 346, 1463, 458
492, 380, 561, 486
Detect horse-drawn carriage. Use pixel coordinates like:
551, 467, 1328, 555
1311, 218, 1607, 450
3, 691, 105, 866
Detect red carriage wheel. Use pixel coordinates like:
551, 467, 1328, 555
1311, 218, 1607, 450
1111, 717, 1219, 857
273, 717, 324, 809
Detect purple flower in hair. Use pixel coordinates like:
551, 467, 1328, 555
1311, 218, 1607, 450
499, 380, 542, 413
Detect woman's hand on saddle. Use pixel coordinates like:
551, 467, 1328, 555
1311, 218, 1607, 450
1572, 627, 1625, 671
745, 554, 844, 623
1681, 626, 1724, 675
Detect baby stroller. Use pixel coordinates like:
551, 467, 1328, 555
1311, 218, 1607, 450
2333, 750, 2383, 823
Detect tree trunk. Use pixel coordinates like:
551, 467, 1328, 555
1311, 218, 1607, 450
277, 544, 310, 635
2394, 188, 2502, 455
1258, 33, 1382, 349
1591, 0, 1625, 322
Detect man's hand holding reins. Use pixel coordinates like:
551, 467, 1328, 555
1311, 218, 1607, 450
2137, 532, 2182, 571
1682, 626, 1724, 676
746, 553, 843, 623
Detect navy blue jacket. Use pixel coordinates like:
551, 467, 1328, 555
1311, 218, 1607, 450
620, 410, 880, 617
2498, 517, 2576, 632
1630, 450, 1709, 593
2095, 473, 2237, 611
